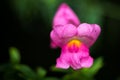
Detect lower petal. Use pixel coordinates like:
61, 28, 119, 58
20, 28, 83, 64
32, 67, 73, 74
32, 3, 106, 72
56, 58, 70, 69
80, 56, 93, 68
69, 54, 82, 70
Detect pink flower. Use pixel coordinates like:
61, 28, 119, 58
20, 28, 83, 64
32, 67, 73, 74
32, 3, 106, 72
53, 3, 80, 27
50, 3, 101, 70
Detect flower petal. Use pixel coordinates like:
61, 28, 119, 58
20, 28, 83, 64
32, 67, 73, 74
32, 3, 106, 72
53, 3, 80, 27
56, 43, 90, 70
60, 24, 77, 38
80, 56, 93, 68
69, 54, 82, 70
50, 30, 63, 47
77, 23, 101, 47
50, 24, 77, 47
56, 58, 70, 69
67, 44, 89, 69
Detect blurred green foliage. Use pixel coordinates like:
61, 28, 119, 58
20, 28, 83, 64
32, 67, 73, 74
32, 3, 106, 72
0, 47, 59, 80
0, 47, 103, 80
9, 47, 21, 64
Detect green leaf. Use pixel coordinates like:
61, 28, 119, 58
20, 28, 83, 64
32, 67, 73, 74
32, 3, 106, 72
36, 67, 46, 78
63, 74, 93, 80
0, 64, 20, 80
15, 64, 36, 80
89, 57, 103, 75
9, 47, 21, 64
81, 57, 103, 76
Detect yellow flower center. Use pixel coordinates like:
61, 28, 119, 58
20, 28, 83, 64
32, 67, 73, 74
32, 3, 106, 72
67, 39, 82, 52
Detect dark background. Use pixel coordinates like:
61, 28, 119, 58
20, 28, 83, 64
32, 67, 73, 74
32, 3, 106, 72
1, 0, 120, 80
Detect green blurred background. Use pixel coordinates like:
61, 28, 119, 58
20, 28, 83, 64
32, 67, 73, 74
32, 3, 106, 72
0, 0, 120, 80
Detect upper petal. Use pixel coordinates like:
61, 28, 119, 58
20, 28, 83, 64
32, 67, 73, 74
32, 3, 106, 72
53, 3, 80, 27
50, 24, 77, 47
77, 23, 101, 47
50, 30, 63, 47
